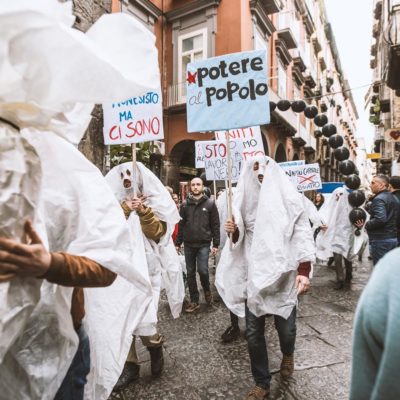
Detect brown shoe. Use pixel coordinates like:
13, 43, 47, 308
280, 354, 294, 379
245, 386, 269, 399
204, 290, 213, 305
185, 303, 200, 313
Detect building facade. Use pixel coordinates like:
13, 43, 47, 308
368, 0, 400, 176
111, 0, 359, 190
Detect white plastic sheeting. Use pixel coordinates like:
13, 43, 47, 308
105, 162, 184, 330
216, 156, 315, 319
0, 0, 161, 398
316, 187, 357, 261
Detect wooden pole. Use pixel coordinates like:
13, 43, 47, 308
213, 180, 217, 200
131, 143, 137, 198
226, 132, 233, 250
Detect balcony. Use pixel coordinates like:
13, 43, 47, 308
303, 68, 317, 89
387, 5, 400, 90
373, 21, 380, 38
277, 11, 300, 50
252, 0, 282, 14
290, 48, 307, 72
370, 42, 377, 57
311, 32, 321, 53
167, 82, 186, 108
318, 53, 327, 71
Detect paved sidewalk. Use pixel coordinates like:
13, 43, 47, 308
109, 257, 372, 400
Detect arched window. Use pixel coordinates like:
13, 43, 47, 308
275, 143, 287, 162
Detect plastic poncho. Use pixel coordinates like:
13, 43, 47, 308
215, 156, 315, 319
0, 1, 160, 399
316, 187, 357, 261
216, 188, 235, 249
105, 162, 185, 334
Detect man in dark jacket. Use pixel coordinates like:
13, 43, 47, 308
175, 177, 220, 312
355, 175, 399, 264
389, 176, 400, 245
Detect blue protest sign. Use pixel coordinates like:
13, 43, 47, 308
186, 50, 270, 132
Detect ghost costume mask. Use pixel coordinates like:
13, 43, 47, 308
216, 156, 315, 319
0, 1, 160, 399
316, 187, 360, 261
106, 162, 185, 334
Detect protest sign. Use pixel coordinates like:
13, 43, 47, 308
279, 160, 305, 168
103, 89, 164, 145
202, 140, 244, 182
195, 141, 205, 168
186, 50, 270, 132
281, 163, 322, 192
215, 126, 265, 160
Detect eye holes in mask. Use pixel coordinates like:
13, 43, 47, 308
253, 161, 259, 171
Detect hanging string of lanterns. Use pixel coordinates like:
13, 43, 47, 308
270, 99, 364, 227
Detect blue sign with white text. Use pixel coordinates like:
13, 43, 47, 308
186, 50, 270, 132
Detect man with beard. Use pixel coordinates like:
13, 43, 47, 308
216, 157, 315, 400
175, 177, 220, 312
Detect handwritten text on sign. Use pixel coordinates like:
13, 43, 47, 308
195, 141, 206, 168
281, 163, 322, 192
202, 140, 244, 182
186, 50, 270, 132
103, 90, 164, 145
215, 126, 265, 160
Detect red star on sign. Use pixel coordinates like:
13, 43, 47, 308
187, 71, 197, 84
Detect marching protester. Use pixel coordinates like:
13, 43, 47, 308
216, 156, 315, 400
350, 248, 400, 399
106, 162, 184, 389
0, 1, 159, 399
355, 175, 399, 265
316, 187, 357, 289
313, 192, 325, 211
389, 175, 400, 245
175, 177, 220, 313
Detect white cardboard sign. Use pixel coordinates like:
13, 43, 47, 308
215, 126, 265, 160
281, 163, 322, 192
103, 89, 164, 145
202, 140, 244, 182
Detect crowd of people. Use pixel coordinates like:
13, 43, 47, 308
2, 2, 400, 400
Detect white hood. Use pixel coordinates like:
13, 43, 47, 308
105, 162, 184, 324
216, 156, 315, 319
316, 187, 355, 260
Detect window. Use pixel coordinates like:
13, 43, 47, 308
278, 61, 287, 99
254, 28, 267, 51
178, 28, 207, 101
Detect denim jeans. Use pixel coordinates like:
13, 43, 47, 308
245, 305, 296, 390
184, 245, 210, 303
369, 238, 398, 265
55, 327, 91, 400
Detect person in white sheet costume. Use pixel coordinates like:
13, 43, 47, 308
216, 156, 315, 400
316, 187, 360, 289
105, 162, 184, 389
0, 1, 160, 399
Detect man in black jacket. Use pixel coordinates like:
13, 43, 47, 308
175, 177, 220, 312
389, 175, 400, 245
355, 175, 399, 264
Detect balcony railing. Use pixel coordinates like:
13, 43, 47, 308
277, 11, 300, 50
167, 82, 186, 108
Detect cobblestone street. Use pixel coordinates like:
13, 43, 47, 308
110, 257, 372, 400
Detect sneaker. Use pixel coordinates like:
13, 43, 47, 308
280, 354, 294, 379
204, 290, 213, 305
147, 346, 164, 377
245, 386, 269, 399
221, 325, 240, 343
185, 303, 200, 313
113, 362, 140, 391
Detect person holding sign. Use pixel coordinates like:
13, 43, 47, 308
216, 157, 315, 400
106, 162, 184, 389
175, 177, 220, 313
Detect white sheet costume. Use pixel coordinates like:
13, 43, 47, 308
105, 162, 185, 334
216, 156, 315, 319
316, 187, 359, 261
0, 1, 160, 399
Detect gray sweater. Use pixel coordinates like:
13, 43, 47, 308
350, 248, 400, 399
